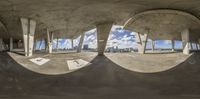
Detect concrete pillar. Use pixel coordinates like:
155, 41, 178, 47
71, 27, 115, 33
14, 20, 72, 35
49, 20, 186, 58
10, 37, 13, 51
181, 29, 190, 55
56, 37, 59, 51
39, 39, 43, 50
33, 39, 37, 51
96, 22, 113, 55
47, 29, 53, 53
190, 42, 193, 50
198, 44, 200, 50
0, 38, 5, 51
71, 39, 74, 50
135, 31, 149, 54
21, 18, 36, 57
44, 38, 48, 52
77, 33, 85, 52
171, 40, 175, 51
196, 43, 198, 50
151, 39, 155, 52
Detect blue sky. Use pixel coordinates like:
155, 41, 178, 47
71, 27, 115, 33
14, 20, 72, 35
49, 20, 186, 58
35, 25, 185, 50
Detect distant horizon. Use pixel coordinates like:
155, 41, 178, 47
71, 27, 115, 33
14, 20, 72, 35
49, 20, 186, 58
35, 25, 197, 50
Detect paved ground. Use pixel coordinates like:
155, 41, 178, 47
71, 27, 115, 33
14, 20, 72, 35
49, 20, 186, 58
105, 52, 190, 73
0, 52, 200, 99
8, 52, 97, 75
8, 51, 190, 74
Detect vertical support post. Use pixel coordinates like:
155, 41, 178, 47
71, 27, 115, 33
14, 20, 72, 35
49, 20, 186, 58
0, 38, 5, 51
190, 42, 193, 50
44, 38, 48, 52
10, 37, 13, 51
77, 33, 85, 53
21, 18, 36, 57
47, 29, 53, 53
196, 42, 198, 50
56, 37, 59, 51
96, 22, 113, 55
171, 40, 175, 52
71, 39, 74, 50
151, 39, 155, 52
181, 29, 190, 55
135, 31, 149, 54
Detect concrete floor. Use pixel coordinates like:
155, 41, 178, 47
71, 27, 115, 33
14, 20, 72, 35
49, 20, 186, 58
0, 52, 200, 98
8, 52, 97, 75
105, 52, 190, 73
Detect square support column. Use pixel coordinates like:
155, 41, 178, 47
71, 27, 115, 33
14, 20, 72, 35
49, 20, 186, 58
0, 38, 5, 52
21, 18, 36, 57
181, 29, 190, 55
10, 37, 13, 51
135, 32, 149, 54
96, 22, 113, 55
195, 42, 198, 50
71, 39, 74, 50
47, 29, 53, 54
151, 39, 155, 52
190, 42, 193, 50
77, 33, 85, 53
171, 40, 175, 52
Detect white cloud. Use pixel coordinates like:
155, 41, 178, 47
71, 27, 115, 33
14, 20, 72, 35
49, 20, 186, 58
163, 40, 172, 45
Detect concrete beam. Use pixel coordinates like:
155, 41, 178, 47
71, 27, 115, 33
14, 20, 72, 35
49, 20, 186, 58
181, 29, 190, 55
77, 33, 85, 53
21, 18, 36, 57
96, 22, 113, 55
135, 32, 149, 54
47, 29, 53, 53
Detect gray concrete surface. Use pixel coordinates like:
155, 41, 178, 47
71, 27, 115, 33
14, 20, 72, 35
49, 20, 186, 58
0, 52, 200, 98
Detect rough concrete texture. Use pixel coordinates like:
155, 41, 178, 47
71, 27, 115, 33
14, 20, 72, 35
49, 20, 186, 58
124, 10, 200, 41
8, 52, 97, 75
105, 52, 191, 73
0, 52, 200, 98
1, 0, 200, 40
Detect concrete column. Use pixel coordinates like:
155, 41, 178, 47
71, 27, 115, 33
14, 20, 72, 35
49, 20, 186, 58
190, 42, 193, 50
21, 18, 36, 57
151, 39, 155, 52
39, 39, 43, 50
77, 33, 85, 52
0, 38, 5, 51
171, 40, 175, 51
44, 38, 48, 52
196, 43, 198, 50
96, 22, 113, 55
47, 29, 53, 53
56, 37, 59, 51
71, 39, 74, 50
135, 32, 149, 54
181, 29, 190, 55
198, 44, 200, 50
10, 37, 13, 51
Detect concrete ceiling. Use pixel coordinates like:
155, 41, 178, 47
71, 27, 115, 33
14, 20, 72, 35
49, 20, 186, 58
124, 10, 200, 41
0, 0, 200, 40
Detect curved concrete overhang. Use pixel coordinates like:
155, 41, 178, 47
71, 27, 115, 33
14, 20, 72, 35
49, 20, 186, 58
2, 1, 200, 41
124, 9, 200, 41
